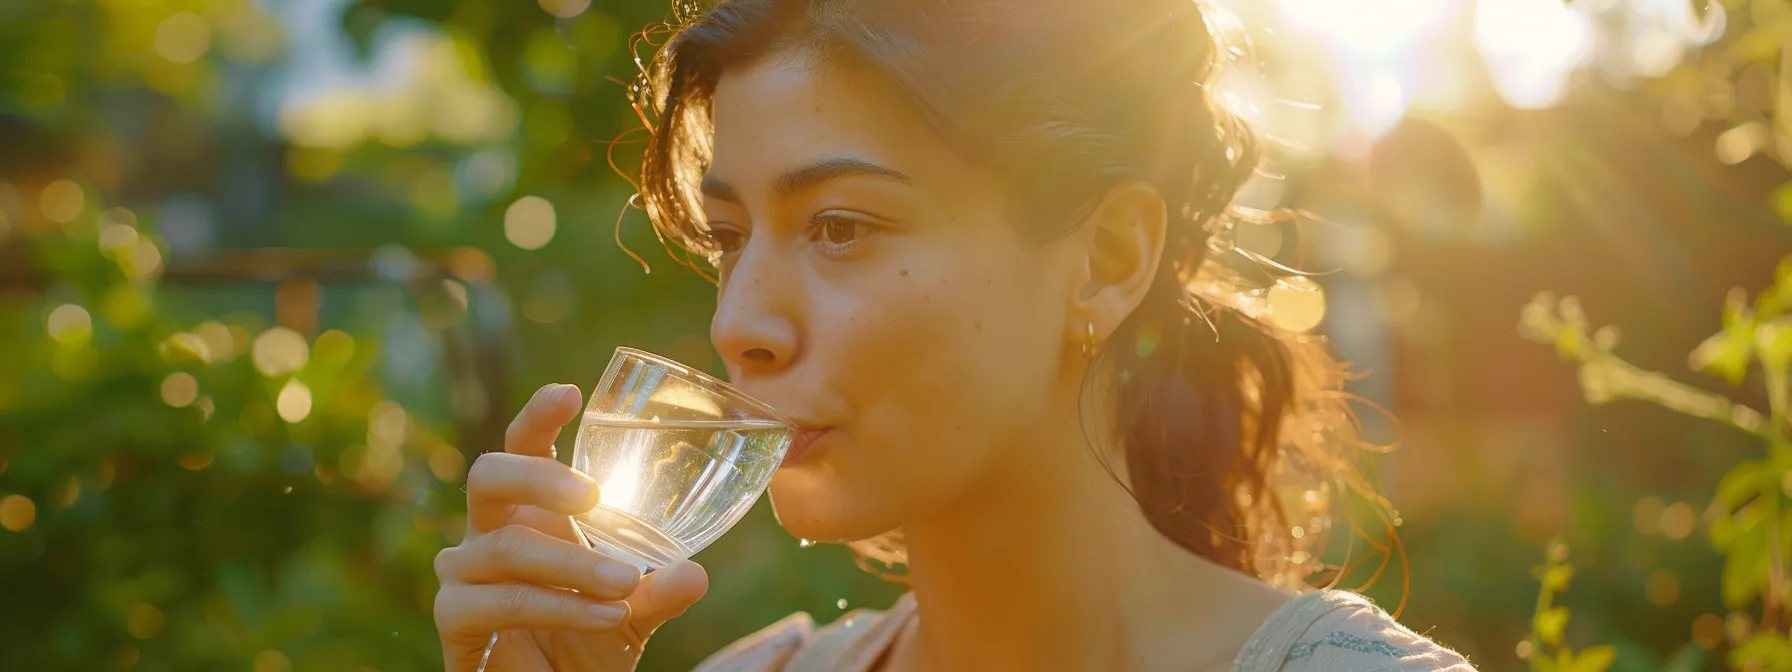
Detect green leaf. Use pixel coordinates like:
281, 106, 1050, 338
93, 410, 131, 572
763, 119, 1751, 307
1713, 500, 1766, 551
1716, 460, 1776, 513
1556, 325, 1587, 360
1539, 564, 1575, 592
1691, 288, 1758, 386
1537, 607, 1571, 647
1569, 645, 1617, 672
1772, 255, 1792, 312
1722, 523, 1771, 609
1757, 316, 1792, 374
1729, 633, 1792, 672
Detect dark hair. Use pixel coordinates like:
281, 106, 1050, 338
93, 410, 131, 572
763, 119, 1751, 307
624, 0, 1397, 596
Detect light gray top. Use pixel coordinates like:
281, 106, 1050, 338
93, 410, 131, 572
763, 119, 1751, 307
695, 589, 1477, 672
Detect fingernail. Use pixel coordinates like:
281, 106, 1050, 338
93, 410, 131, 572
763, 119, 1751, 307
555, 384, 580, 406
596, 560, 641, 590
587, 602, 627, 627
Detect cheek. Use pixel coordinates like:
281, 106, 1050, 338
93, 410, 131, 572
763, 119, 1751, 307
770, 237, 1063, 539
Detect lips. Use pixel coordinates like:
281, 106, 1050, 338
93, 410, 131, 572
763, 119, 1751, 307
782, 426, 832, 467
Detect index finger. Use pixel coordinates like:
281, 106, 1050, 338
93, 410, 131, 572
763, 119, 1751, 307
505, 383, 582, 458
466, 452, 600, 532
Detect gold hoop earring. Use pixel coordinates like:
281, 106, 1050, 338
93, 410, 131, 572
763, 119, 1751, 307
1081, 321, 1098, 360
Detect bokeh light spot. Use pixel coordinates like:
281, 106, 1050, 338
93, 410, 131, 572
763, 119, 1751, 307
40, 180, 85, 224
1692, 613, 1725, 649
122, 239, 165, 281
1473, 0, 1592, 110
1715, 123, 1764, 165
1268, 277, 1327, 333
1659, 502, 1695, 540
251, 327, 310, 376
0, 495, 36, 531
538, 0, 593, 19
504, 196, 557, 250
1727, 612, 1752, 646
311, 330, 356, 370
127, 603, 165, 640
154, 12, 213, 65
194, 321, 237, 361
369, 401, 412, 448
524, 29, 578, 92
356, 443, 404, 490
457, 148, 515, 199
160, 372, 199, 408
47, 304, 93, 345
252, 650, 292, 672
99, 207, 137, 229
101, 285, 153, 328
99, 223, 139, 255
276, 380, 313, 424
428, 446, 466, 483
179, 452, 214, 471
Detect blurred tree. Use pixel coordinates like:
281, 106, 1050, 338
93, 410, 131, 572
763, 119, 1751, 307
0, 0, 901, 669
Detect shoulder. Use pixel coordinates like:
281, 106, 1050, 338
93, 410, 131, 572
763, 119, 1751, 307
692, 611, 817, 672
1241, 591, 1478, 672
694, 595, 915, 672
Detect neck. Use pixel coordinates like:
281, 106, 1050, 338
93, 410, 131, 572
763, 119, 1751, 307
897, 375, 1285, 671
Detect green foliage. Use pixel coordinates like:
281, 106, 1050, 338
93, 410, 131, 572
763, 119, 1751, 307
1522, 255, 1792, 668
1525, 539, 1617, 672
0, 0, 905, 668
0, 194, 463, 669
1731, 634, 1792, 672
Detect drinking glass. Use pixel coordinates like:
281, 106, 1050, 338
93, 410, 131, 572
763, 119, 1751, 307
570, 347, 795, 570
478, 348, 792, 669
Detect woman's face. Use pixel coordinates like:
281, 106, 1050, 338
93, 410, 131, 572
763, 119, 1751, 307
704, 52, 1084, 543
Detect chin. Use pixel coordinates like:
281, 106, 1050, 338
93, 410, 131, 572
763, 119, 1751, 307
766, 470, 904, 544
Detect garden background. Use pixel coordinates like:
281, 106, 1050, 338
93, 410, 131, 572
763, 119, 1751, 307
3, 0, 1790, 670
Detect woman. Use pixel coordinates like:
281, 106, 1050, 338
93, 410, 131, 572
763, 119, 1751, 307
433, 0, 1477, 669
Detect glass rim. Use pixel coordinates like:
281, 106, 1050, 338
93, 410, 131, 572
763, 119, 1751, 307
611, 346, 794, 427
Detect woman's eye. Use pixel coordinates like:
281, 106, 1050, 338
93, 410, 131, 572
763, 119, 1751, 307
822, 219, 858, 244
812, 212, 875, 247
708, 227, 746, 253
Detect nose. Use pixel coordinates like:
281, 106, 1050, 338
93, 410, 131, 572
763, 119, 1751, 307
710, 241, 800, 376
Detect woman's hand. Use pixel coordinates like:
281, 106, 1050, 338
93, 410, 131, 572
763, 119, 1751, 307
434, 384, 710, 671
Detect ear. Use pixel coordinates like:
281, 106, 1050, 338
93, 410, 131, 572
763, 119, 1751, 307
1070, 181, 1167, 348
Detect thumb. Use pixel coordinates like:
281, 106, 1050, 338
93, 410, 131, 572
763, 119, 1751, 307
625, 559, 709, 641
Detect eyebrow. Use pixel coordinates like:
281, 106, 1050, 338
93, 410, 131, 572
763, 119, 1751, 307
700, 157, 914, 203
